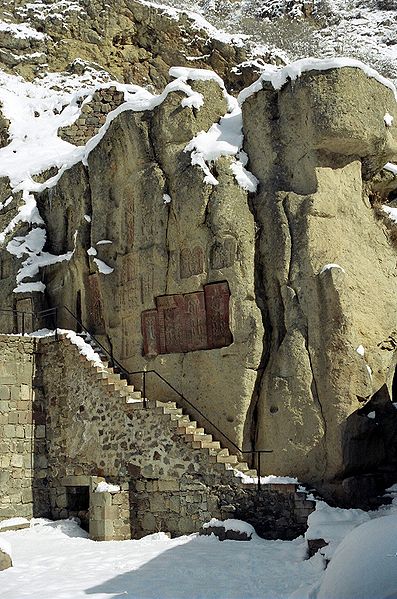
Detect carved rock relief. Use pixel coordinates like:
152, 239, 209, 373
141, 282, 233, 356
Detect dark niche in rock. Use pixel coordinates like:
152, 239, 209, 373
141, 281, 233, 356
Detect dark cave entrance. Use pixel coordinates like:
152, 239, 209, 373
341, 367, 397, 507
66, 486, 90, 532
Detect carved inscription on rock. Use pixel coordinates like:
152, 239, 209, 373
180, 246, 204, 279
205, 282, 233, 349
87, 273, 105, 331
141, 282, 232, 356
122, 315, 136, 358
141, 310, 160, 357
210, 237, 237, 270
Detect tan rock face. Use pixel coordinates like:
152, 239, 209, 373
1, 63, 397, 506
243, 67, 397, 499
38, 80, 263, 453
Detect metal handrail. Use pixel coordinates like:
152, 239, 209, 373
0, 303, 272, 490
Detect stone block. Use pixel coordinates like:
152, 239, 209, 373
91, 492, 111, 508
0, 388, 10, 401
157, 480, 180, 492
22, 489, 33, 504
18, 412, 31, 425
141, 512, 157, 531
149, 494, 167, 512
7, 412, 18, 424
35, 425, 45, 439
10, 455, 23, 468
15, 425, 25, 439
20, 385, 31, 401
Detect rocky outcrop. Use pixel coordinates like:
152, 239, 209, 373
0, 0, 255, 92
243, 67, 397, 503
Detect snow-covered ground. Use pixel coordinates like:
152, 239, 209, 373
1, 491, 397, 599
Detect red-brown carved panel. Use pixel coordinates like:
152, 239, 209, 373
205, 282, 233, 349
141, 282, 232, 356
87, 273, 105, 332
141, 310, 160, 356
184, 292, 207, 351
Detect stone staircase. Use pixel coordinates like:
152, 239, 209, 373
66, 332, 258, 480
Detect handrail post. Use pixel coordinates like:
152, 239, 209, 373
143, 371, 147, 409
55, 307, 58, 341
257, 451, 261, 494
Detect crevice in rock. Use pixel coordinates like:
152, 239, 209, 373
282, 193, 328, 478
243, 197, 274, 462
84, 165, 95, 275
164, 201, 173, 295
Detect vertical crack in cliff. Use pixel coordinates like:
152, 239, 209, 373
146, 116, 173, 296
84, 164, 94, 273
164, 201, 173, 295
282, 195, 328, 479
243, 198, 274, 459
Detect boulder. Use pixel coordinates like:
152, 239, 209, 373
0, 542, 12, 571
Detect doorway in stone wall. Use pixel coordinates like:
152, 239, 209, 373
66, 486, 90, 532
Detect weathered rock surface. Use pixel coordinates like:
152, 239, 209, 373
0, 0, 255, 92
37, 78, 263, 452
0, 545, 12, 571
243, 67, 397, 503
1, 46, 397, 506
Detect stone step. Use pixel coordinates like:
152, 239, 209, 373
238, 469, 257, 477
156, 400, 177, 409
124, 400, 146, 412
184, 433, 213, 443
234, 462, 250, 471
177, 426, 203, 435
209, 454, 238, 464
119, 386, 136, 397
157, 407, 183, 415
113, 380, 128, 390
169, 415, 194, 426
191, 439, 221, 450
124, 391, 142, 401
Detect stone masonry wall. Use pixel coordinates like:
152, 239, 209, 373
38, 336, 314, 540
58, 87, 125, 146
0, 335, 49, 521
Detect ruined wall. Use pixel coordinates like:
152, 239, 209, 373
38, 336, 314, 540
0, 335, 48, 521
58, 87, 125, 147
